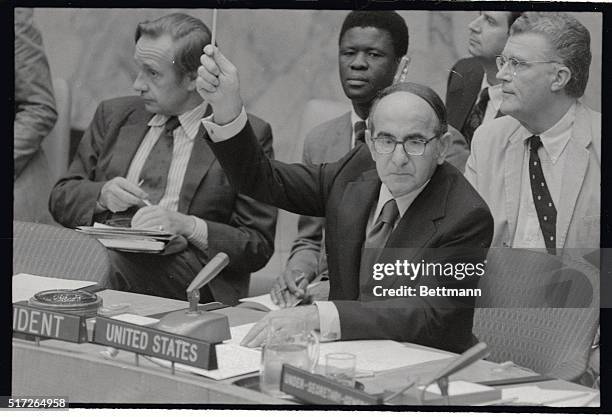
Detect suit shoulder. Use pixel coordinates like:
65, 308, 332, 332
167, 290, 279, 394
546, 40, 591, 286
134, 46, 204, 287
471, 115, 521, 148
441, 163, 489, 208
450, 57, 482, 78
246, 113, 272, 137
99, 96, 145, 112
304, 112, 351, 150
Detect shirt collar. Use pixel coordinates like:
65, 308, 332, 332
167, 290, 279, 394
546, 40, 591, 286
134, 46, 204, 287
148, 101, 208, 140
350, 108, 366, 127
480, 75, 503, 111
374, 180, 430, 222
523, 102, 576, 163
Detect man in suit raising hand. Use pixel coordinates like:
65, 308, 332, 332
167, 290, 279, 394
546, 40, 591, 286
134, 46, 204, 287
197, 46, 493, 352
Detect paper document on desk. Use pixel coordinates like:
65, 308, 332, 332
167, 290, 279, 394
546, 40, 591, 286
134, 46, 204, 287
228, 323, 452, 373
147, 343, 261, 380
12, 273, 98, 302
502, 386, 599, 407
319, 340, 453, 372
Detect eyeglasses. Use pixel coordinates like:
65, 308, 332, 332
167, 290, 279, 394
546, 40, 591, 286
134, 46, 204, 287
496, 54, 562, 77
371, 134, 439, 156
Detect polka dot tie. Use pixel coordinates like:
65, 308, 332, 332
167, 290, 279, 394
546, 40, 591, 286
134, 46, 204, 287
528, 135, 556, 253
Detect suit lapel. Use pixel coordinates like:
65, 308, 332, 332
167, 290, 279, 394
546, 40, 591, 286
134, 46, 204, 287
448, 61, 484, 130
178, 124, 216, 213
107, 108, 152, 177
556, 104, 591, 247
336, 170, 380, 299
504, 126, 525, 241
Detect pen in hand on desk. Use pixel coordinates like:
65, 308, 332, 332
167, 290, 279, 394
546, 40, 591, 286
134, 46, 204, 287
137, 179, 152, 206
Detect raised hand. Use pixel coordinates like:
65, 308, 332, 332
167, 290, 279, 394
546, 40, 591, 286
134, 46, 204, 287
196, 44, 243, 125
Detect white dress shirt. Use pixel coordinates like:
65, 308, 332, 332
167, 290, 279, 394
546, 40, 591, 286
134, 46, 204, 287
124, 101, 211, 252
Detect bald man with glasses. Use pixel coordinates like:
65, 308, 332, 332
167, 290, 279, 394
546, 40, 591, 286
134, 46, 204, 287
196, 44, 493, 352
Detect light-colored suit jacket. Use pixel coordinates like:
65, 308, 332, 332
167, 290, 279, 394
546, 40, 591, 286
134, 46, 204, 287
464, 101, 600, 249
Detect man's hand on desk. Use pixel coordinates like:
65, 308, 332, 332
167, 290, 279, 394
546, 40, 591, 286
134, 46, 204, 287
270, 269, 314, 308
98, 177, 149, 213
132, 206, 195, 236
240, 305, 320, 348
196, 45, 243, 125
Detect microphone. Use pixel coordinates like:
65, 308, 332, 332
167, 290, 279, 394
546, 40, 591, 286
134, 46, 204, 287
186, 252, 230, 313
428, 342, 490, 384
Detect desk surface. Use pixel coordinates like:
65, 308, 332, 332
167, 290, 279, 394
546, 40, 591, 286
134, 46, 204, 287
12, 289, 600, 406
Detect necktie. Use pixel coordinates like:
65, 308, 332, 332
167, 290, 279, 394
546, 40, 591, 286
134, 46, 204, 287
354, 120, 366, 144
138, 116, 181, 204
528, 135, 557, 253
462, 87, 490, 146
359, 199, 400, 283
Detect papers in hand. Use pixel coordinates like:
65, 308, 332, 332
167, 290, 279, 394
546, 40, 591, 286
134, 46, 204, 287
76, 223, 173, 253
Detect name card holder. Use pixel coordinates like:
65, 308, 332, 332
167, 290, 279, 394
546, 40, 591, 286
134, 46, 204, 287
93, 316, 218, 370
280, 364, 382, 405
12, 302, 88, 344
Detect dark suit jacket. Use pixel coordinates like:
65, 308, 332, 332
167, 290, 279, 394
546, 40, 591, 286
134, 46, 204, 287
446, 57, 485, 134
210, 122, 494, 353
49, 96, 277, 305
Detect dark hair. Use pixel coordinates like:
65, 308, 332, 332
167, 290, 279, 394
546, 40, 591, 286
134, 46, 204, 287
339, 11, 409, 58
368, 82, 448, 136
507, 12, 522, 30
510, 12, 591, 98
135, 13, 211, 79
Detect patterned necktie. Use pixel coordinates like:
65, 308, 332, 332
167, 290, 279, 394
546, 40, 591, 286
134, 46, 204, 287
359, 199, 400, 282
528, 135, 557, 253
462, 87, 490, 146
354, 120, 366, 144
138, 116, 181, 205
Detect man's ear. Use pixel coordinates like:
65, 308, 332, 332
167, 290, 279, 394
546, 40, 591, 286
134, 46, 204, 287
551, 65, 572, 93
436, 131, 451, 165
364, 129, 376, 161
184, 71, 198, 91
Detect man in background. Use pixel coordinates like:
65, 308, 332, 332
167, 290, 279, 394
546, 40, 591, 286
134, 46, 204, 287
446, 11, 521, 146
49, 13, 276, 305
14, 7, 57, 223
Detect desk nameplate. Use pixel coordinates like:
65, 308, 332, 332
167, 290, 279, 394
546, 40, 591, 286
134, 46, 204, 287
12, 302, 88, 343
93, 316, 218, 370
281, 364, 382, 405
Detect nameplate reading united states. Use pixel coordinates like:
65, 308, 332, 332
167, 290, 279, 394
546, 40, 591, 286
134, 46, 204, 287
281, 364, 382, 405
12, 303, 88, 343
93, 316, 218, 369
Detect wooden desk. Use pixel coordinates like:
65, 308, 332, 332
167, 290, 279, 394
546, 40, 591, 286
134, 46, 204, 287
12, 290, 599, 406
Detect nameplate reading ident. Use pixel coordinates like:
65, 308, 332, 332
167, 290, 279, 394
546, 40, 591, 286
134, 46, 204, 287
93, 316, 218, 370
12, 303, 88, 343
280, 364, 381, 405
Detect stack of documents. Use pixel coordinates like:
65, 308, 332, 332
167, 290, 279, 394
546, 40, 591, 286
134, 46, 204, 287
76, 223, 173, 253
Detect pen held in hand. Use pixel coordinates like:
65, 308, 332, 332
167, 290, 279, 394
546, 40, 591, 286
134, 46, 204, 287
211, 9, 218, 47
